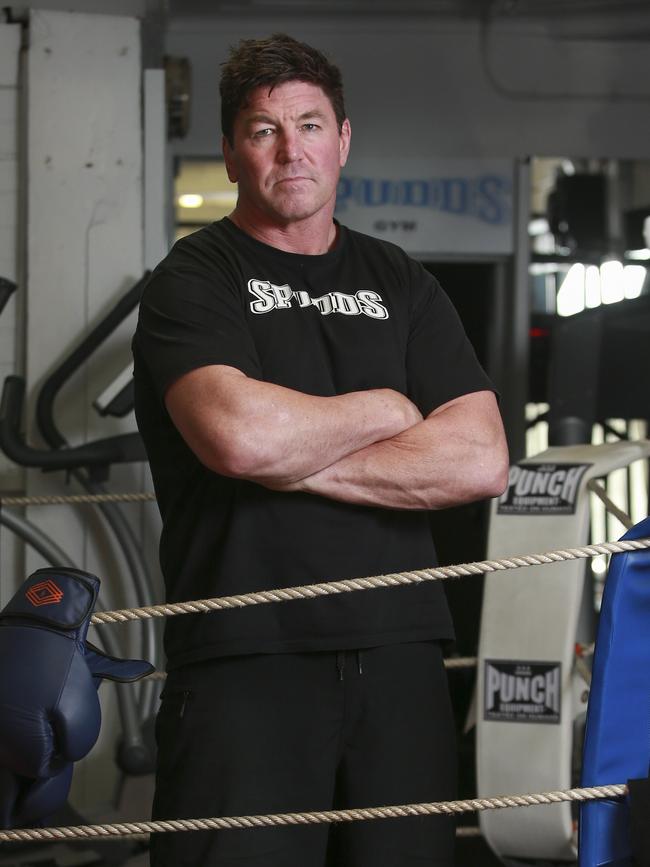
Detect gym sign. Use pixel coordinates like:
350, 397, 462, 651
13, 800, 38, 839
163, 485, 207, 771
484, 660, 562, 725
336, 158, 514, 255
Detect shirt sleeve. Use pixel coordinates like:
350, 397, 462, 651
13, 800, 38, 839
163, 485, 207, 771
406, 260, 495, 417
133, 264, 262, 403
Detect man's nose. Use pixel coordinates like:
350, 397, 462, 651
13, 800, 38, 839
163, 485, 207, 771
277, 129, 302, 162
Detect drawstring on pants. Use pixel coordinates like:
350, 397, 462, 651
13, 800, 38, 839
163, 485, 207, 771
336, 650, 364, 681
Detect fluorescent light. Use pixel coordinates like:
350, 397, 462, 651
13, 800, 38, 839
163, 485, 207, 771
204, 192, 238, 206
623, 265, 647, 299
557, 263, 585, 317
585, 265, 601, 308
528, 218, 550, 236
178, 194, 204, 208
600, 260, 624, 305
561, 261, 647, 313
626, 248, 650, 261
529, 263, 559, 276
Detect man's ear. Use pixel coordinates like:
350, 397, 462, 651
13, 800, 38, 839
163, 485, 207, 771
339, 118, 351, 168
222, 135, 238, 183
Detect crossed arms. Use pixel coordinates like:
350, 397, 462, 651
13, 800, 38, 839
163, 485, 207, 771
164, 365, 509, 511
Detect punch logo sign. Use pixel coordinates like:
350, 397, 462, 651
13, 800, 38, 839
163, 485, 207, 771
484, 660, 561, 724
26, 579, 64, 607
497, 462, 590, 515
248, 279, 389, 320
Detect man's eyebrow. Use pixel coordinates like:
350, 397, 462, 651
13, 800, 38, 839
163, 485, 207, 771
243, 108, 328, 125
244, 112, 276, 125
297, 109, 327, 121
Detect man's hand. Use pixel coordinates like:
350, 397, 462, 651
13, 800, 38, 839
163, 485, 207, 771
164, 364, 423, 486
276, 390, 509, 511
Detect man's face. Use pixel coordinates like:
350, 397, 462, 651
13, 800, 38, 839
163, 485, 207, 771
223, 80, 351, 226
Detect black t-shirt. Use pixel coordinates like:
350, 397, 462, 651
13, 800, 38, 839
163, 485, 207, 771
133, 218, 493, 670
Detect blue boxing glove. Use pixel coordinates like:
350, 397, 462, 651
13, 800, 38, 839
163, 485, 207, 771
0, 567, 154, 828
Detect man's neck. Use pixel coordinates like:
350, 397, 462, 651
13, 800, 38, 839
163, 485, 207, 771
228, 208, 338, 255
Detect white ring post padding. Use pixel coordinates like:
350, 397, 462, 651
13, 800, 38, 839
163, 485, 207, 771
477, 441, 650, 862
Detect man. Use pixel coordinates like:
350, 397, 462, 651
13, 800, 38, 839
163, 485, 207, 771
133, 32, 508, 867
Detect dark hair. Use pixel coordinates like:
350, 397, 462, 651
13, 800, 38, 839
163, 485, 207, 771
220, 33, 346, 145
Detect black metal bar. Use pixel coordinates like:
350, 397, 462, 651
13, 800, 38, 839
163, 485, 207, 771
35, 272, 149, 450
0, 376, 144, 470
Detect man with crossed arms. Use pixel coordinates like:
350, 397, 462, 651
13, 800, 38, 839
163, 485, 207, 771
134, 32, 509, 867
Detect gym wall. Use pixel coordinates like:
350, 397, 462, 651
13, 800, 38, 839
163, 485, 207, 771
166, 15, 650, 162
0, 24, 21, 604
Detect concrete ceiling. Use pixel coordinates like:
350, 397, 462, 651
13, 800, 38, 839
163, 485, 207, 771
167, 0, 650, 20
6, 0, 650, 42
165, 0, 650, 41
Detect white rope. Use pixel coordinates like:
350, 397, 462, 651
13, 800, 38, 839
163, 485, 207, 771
443, 657, 477, 670
0, 481, 637, 521
0, 508, 637, 848
0, 491, 156, 507
587, 480, 634, 529
141, 652, 597, 683
575, 656, 592, 686
456, 826, 482, 838
0, 482, 637, 524
0, 784, 627, 844
90, 537, 650, 625
574, 642, 595, 685
145, 656, 478, 682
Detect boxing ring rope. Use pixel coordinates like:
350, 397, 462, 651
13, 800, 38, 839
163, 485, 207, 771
88, 537, 650, 625
0, 536, 642, 845
1, 488, 622, 682
0, 492, 157, 507
0, 784, 628, 845
7, 490, 644, 632
586, 479, 634, 530
142, 658, 480, 681
0, 481, 638, 534
0, 489, 646, 848
1, 489, 625, 685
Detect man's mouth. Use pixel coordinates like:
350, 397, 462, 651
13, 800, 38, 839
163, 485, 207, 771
275, 176, 311, 184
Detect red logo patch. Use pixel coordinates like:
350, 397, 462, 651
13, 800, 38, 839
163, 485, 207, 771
26, 580, 64, 607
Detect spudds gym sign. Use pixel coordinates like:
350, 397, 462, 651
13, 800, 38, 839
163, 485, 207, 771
336, 158, 513, 256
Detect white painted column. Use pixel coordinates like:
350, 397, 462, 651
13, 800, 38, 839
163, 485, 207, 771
144, 68, 168, 270
26, 8, 145, 809
0, 23, 23, 605
141, 64, 166, 621
26, 7, 144, 591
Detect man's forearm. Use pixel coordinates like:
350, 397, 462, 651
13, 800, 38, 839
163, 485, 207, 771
279, 391, 509, 510
165, 365, 423, 484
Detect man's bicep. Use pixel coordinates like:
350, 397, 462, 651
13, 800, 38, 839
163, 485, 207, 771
424, 389, 508, 481
425, 389, 506, 447
164, 364, 250, 475
425, 388, 499, 422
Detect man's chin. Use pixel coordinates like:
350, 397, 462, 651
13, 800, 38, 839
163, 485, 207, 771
268, 202, 325, 224
266, 192, 334, 224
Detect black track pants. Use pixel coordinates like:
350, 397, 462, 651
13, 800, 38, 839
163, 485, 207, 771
150, 642, 457, 867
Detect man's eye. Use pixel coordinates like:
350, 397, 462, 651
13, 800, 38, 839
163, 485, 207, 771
301, 123, 319, 132
253, 128, 274, 138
